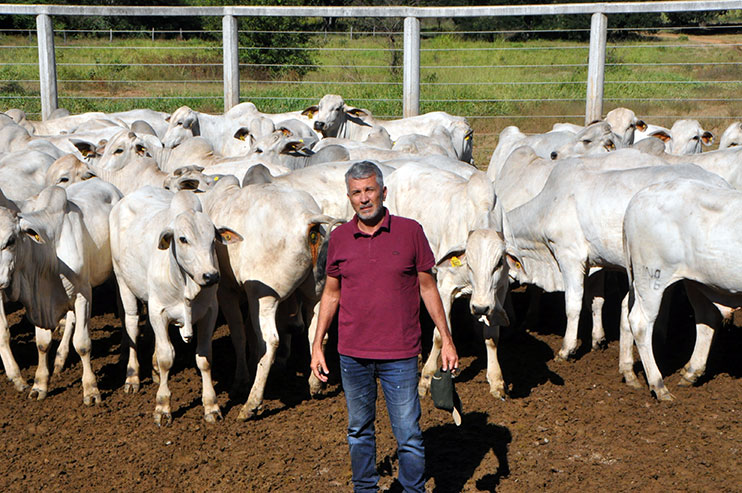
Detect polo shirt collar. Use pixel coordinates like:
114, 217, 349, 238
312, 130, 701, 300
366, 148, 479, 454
352, 207, 391, 237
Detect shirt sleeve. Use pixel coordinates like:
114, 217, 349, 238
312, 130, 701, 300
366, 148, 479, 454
325, 230, 341, 278
414, 222, 436, 272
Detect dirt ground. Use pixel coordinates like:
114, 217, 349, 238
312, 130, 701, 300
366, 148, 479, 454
0, 281, 740, 493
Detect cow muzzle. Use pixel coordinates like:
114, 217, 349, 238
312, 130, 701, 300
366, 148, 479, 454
201, 271, 220, 287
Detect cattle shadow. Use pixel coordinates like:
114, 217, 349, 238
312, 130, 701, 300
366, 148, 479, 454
379, 412, 511, 492
421, 298, 563, 399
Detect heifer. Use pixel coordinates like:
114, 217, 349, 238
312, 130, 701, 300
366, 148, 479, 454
622, 179, 742, 400
199, 176, 333, 420
719, 122, 742, 149
110, 188, 242, 425
501, 162, 730, 361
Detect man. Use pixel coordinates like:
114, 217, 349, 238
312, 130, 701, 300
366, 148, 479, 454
311, 161, 459, 492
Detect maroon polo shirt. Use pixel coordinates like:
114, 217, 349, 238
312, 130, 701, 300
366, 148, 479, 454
325, 209, 435, 360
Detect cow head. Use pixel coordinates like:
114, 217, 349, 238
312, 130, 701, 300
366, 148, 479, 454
668, 119, 714, 155
605, 107, 646, 146
45, 155, 96, 188
306, 94, 370, 138
550, 121, 617, 160
720, 122, 742, 149
94, 130, 153, 171
162, 106, 200, 149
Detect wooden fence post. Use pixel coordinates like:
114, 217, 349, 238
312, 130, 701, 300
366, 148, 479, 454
223, 14, 239, 111
403, 16, 420, 118
586, 12, 607, 124
36, 14, 58, 120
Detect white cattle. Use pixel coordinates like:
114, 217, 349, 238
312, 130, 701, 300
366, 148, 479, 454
604, 107, 647, 145
312, 125, 393, 152
487, 122, 619, 181
199, 176, 333, 420
635, 119, 713, 155
303, 94, 380, 141
501, 162, 730, 361
650, 146, 742, 190
0, 118, 65, 158
380, 113, 474, 164
0, 181, 120, 404
622, 179, 741, 400
110, 188, 242, 425
719, 122, 742, 149
384, 164, 509, 399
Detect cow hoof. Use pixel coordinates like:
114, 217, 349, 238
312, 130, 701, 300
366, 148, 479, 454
83, 392, 101, 406
553, 351, 573, 362
490, 388, 506, 400
237, 406, 258, 421
204, 410, 223, 424
28, 388, 47, 401
653, 388, 675, 402
11, 378, 29, 393
623, 373, 643, 390
123, 382, 140, 394
592, 338, 608, 351
154, 411, 172, 427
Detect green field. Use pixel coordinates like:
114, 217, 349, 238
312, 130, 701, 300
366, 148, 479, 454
1, 30, 740, 166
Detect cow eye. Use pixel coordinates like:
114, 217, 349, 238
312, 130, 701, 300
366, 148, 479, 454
179, 236, 188, 244
177, 121, 183, 126
113, 148, 124, 155
57, 176, 69, 183
254, 148, 263, 154
582, 139, 592, 144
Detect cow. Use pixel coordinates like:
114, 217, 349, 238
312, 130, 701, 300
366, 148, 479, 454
110, 187, 242, 425
0, 181, 120, 404
382, 164, 511, 398
501, 162, 730, 361
622, 179, 740, 400
635, 119, 713, 155
719, 122, 742, 149
487, 121, 619, 181
199, 175, 333, 420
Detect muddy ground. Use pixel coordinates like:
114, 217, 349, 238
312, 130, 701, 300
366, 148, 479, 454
0, 281, 740, 492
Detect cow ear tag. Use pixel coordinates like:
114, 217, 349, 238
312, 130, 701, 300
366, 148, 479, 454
450, 256, 462, 268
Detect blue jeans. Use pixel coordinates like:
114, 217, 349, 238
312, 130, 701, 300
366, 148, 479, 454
339, 354, 425, 493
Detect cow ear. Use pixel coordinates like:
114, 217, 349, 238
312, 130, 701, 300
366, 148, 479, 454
18, 216, 45, 244
346, 107, 368, 118
301, 106, 318, 118
650, 130, 672, 143
278, 126, 292, 137
164, 114, 171, 122
215, 227, 243, 245
158, 228, 173, 250
233, 127, 251, 141
71, 140, 97, 158
281, 140, 305, 154
635, 120, 647, 131
701, 131, 714, 146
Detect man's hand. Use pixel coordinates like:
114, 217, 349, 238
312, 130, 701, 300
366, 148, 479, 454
311, 348, 329, 383
440, 337, 459, 373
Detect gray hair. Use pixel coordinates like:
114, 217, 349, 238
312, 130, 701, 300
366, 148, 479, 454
344, 161, 384, 191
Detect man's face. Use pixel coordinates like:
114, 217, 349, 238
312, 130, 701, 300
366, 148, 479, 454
347, 175, 387, 222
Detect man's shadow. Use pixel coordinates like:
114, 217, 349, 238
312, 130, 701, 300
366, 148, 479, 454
424, 411, 511, 492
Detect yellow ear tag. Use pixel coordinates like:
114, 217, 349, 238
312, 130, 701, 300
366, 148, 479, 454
213, 176, 219, 181
34, 234, 41, 242
450, 256, 462, 268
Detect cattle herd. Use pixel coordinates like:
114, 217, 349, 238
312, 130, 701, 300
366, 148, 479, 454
0, 96, 740, 427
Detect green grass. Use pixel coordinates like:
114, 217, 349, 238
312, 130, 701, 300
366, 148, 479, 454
1, 30, 740, 166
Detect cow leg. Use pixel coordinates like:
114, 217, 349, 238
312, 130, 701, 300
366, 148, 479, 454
118, 281, 141, 393
629, 286, 673, 401
237, 292, 279, 421
150, 310, 174, 426
586, 270, 607, 350
30, 326, 53, 400
418, 276, 455, 397
483, 320, 505, 399
218, 285, 249, 396
618, 292, 642, 389
0, 295, 27, 391
679, 282, 720, 387
195, 305, 221, 423
72, 291, 100, 406
53, 311, 75, 375
556, 266, 587, 361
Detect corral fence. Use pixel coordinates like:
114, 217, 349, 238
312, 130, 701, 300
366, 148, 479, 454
0, 2, 740, 165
